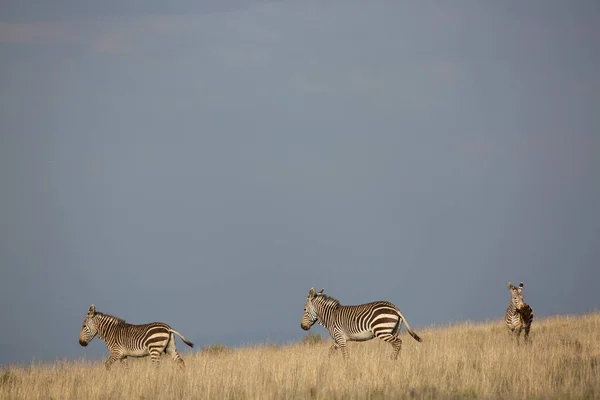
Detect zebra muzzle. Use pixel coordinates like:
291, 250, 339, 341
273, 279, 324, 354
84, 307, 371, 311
79, 339, 88, 347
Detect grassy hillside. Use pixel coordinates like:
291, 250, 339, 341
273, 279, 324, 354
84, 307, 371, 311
1, 313, 599, 399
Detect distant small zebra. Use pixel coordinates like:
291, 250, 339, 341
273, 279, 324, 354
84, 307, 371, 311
79, 304, 193, 369
300, 287, 422, 360
505, 282, 534, 344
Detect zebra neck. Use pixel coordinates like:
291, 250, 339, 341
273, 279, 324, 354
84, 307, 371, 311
314, 301, 339, 329
96, 316, 123, 341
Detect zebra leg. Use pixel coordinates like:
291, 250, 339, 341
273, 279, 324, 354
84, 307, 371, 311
105, 353, 121, 370
339, 339, 349, 360
149, 347, 163, 367
332, 331, 349, 359
524, 325, 531, 344
165, 335, 185, 369
328, 343, 340, 357
378, 333, 403, 360
515, 328, 522, 345
120, 356, 129, 370
507, 326, 519, 345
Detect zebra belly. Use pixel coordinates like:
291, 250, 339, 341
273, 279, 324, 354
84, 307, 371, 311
125, 348, 150, 357
346, 331, 375, 341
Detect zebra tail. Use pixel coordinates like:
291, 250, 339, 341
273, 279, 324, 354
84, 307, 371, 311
397, 310, 423, 343
171, 329, 194, 348
524, 304, 534, 324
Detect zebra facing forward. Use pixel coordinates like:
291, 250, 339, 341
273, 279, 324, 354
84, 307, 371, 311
505, 282, 534, 344
300, 288, 422, 360
79, 304, 193, 369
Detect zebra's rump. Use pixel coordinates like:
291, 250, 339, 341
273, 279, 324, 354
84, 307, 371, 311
335, 302, 401, 337
520, 304, 534, 325
118, 322, 173, 352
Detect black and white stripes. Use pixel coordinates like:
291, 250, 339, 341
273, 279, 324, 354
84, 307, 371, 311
300, 287, 422, 360
79, 305, 193, 369
505, 282, 534, 344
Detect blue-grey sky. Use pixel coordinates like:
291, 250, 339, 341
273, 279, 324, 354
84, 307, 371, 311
1, 1, 599, 365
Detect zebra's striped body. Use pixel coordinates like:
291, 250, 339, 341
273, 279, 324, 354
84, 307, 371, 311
79, 305, 193, 369
301, 288, 422, 360
505, 282, 534, 344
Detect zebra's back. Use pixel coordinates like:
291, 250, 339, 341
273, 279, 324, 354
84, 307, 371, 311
116, 322, 172, 356
336, 301, 399, 327
521, 304, 534, 328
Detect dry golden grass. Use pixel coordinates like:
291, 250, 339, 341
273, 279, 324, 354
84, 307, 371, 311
2, 313, 599, 399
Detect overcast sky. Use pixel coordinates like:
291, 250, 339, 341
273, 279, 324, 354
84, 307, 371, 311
1, 0, 599, 365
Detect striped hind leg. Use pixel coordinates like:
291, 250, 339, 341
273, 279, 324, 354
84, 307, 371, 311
374, 316, 403, 360
523, 324, 531, 344
149, 346, 163, 367
165, 333, 185, 368
377, 333, 403, 360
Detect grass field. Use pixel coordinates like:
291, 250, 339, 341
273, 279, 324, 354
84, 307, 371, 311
1, 313, 599, 399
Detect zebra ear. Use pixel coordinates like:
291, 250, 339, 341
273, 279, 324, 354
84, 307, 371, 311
508, 282, 514, 290
317, 288, 325, 296
88, 304, 96, 315
519, 282, 524, 288
308, 288, 316, 298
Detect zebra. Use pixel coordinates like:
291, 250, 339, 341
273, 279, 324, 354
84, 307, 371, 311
300, 287, 422, 360
505, 282, 534, 344
79, 304, 194, 369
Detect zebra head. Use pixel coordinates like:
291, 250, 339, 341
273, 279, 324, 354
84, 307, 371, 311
508, 282, 526, 311
79, 304, 99, 346
301, 287, 324, 330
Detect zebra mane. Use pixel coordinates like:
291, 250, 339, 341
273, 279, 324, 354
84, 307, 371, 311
96, 312, 126, 324
316, 293, 341, 308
